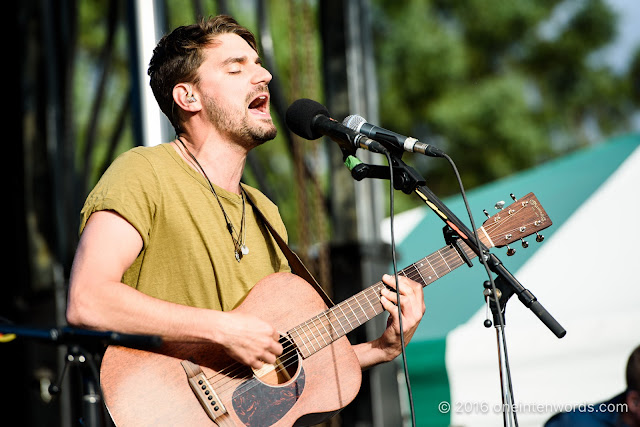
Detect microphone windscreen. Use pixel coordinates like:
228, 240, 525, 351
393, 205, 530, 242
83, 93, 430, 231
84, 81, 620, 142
285, 98, 329, 140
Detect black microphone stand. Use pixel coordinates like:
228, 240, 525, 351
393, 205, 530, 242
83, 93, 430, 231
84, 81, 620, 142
345, 150, 565, 426
0, 324, 162, 427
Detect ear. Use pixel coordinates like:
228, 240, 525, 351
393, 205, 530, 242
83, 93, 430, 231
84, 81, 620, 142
173, 83, 201, 112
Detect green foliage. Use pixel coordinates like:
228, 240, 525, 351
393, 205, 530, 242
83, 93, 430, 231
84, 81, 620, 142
72, 0, 639, 238
371, 0, 638, 207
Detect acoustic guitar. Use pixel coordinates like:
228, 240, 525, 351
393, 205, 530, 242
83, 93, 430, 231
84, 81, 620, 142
100, 192, 551, 426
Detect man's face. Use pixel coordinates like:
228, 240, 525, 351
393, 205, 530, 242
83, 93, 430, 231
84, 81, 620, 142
196, 33, 277, 148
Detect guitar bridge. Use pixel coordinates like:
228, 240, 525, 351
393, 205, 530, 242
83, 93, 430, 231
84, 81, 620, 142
181, 360, 227, 422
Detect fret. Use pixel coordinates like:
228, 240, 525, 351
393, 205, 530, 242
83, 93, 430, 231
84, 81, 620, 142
345, 298, 363, 327
424, 256, 439, 278
438, 248, 452, 271
337, 303, 356, 330
298, 322, 317, 353
414, 259, 434, 284
319, 312, 335, 340
364, 286, 384, 317
311, 317, 328, 347
410, 263, 426, 285
330, 305, 349, 336
353, 296, 370, 322
290, 328, 312, 358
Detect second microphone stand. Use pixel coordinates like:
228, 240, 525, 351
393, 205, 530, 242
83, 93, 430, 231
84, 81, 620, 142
345, 149, 565, 426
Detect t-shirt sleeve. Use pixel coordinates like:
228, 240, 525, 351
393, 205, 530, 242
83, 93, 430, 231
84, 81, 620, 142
79, 149, 160, 248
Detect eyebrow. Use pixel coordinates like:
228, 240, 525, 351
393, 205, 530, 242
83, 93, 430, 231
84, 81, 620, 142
221, 55, 263, 67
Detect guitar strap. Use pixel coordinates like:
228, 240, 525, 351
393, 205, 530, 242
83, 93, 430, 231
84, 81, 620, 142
243, 190, 335, 308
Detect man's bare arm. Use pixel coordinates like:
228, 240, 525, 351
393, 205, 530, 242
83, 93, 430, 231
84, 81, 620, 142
66, 210, 282, 368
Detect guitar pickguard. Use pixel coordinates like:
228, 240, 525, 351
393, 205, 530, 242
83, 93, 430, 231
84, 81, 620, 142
232, 367, 305, 426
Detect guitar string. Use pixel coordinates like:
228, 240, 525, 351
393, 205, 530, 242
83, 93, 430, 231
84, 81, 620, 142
206, 202, 540, 398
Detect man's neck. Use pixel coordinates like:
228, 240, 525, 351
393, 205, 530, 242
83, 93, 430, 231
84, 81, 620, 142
174, 133, 248, 194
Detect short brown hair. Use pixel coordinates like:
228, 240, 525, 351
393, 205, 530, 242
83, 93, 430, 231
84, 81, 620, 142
147, 15, 258, 132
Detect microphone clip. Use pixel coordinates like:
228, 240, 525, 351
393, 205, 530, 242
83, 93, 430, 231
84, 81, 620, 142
344, 152, 425, 194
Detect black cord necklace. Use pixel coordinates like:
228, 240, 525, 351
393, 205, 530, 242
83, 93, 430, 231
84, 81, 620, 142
177, 136, 248, 262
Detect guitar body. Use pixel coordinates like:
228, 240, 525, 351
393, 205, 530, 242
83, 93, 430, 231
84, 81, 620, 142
100, 272, 362, 427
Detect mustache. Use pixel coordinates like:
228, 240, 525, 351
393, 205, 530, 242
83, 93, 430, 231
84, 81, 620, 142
246, 85, 270, 102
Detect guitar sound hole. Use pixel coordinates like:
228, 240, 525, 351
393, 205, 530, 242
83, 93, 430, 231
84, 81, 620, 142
253, 334, 300, 386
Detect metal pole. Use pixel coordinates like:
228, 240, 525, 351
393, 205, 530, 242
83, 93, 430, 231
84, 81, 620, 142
128, 0, 173, 147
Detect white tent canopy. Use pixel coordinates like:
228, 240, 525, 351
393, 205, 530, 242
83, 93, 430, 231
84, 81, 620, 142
380, 134, 640, 427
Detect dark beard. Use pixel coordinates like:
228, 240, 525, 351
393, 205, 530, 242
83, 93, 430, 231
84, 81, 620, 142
236, 117, 278, 147
204, 93, 277, 149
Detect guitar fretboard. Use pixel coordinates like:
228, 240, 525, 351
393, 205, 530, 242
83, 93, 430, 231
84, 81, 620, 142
287, 238, 481, 359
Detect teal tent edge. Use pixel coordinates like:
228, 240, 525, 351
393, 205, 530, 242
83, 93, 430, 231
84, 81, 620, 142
395, 133, 640, 427
398, 132, 640, 341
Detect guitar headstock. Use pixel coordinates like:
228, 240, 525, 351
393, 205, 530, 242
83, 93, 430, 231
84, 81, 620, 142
481, 192, 552, 255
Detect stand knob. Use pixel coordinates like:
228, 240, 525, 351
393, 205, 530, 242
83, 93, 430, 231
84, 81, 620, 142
483, 281, 493, 327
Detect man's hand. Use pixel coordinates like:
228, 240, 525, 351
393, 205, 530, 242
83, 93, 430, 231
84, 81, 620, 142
216, 312, 283, 369
377, 274, 426, 360
353, 274, 426, 369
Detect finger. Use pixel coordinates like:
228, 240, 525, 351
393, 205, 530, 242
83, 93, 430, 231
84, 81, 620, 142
261, 352, 277, 365
382, 274, 417, 295
381, 294, 399, 317
269, 340, 284, 357
381, 287, 398, 305
250, 357, 264, 370
381, 274, 398, 290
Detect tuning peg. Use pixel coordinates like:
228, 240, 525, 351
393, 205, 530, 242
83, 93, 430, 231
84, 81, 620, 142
536, 232, 545, 242
510, 193, 517, 201
483, 209, 490, 218
521, 238, 529, 248
495, 201, 505, 210
506, 245, 516, 256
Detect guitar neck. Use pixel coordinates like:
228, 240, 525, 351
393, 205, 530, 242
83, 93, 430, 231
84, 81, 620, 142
288, 236, 483, 359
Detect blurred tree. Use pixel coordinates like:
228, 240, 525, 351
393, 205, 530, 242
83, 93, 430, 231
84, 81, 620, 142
371, 0, 639, 210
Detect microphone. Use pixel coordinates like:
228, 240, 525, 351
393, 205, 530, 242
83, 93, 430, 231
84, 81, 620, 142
342, 114, 445, 158
285, 99, 388, 155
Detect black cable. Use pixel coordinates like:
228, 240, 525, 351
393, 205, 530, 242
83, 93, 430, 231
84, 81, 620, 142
442, 153, 518, 426
383, 150, 416, 427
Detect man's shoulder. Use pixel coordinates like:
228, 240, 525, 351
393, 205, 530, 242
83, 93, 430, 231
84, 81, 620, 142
117, 143, 172, 162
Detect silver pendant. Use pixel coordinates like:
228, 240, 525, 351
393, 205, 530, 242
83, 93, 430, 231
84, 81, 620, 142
241, 244, 249, 255
235, 251, 241, 262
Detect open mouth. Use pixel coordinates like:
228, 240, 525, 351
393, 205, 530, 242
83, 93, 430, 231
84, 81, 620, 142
248, 94, 269, 115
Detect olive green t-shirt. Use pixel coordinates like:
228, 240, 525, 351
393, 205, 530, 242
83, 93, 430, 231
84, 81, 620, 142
79, 143, 291, 311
